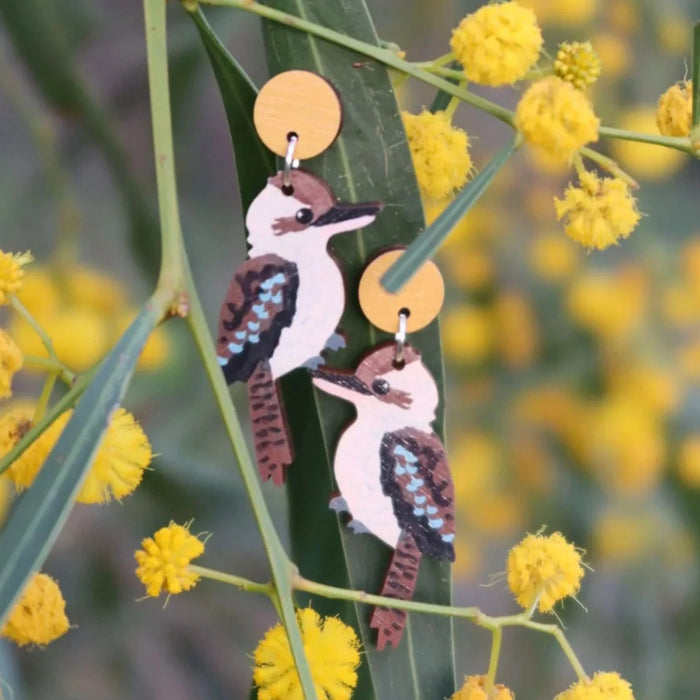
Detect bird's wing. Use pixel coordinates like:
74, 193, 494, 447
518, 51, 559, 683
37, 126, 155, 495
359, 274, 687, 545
217, 254, 299, 384
380, 427, 456, 561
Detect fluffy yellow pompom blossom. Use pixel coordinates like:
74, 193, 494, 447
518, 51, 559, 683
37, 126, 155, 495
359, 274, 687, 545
403, 111, 472, 200
2, 407, 151, 503
555, 671, 635, 699
554, 41, 601, 90
554, 171, 640, 250
529, 234, 579, 281
0, 329, 23, 399
515, 77, 599, 161
452, 675, 514, 700
134, 522, 205, 596
0, 250, 32, 306
506, 531, 584, 612
1, 573, 69, 646
450, 2, 542, 86
253, 607, 361, 700
442, 305, 493, 364
657, 81, 692, 137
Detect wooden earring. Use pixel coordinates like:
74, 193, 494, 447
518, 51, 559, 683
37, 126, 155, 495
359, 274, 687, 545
312, 249, 455, 650
216, 70, 383, 485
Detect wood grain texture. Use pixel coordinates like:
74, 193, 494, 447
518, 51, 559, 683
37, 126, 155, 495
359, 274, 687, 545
254, 70, 342, 158
359, 249, 445, 333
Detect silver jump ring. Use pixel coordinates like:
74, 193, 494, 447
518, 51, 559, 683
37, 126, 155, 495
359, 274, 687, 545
283, 134, 300, 188
395, 311, 408, 365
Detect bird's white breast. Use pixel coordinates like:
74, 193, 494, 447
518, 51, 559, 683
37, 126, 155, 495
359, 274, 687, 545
269, 251, 345, 379
334, 421, 402, 548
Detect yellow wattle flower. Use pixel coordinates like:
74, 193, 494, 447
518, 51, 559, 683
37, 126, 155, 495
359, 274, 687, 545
2, 406, 151, 503
555, 671, 635, 699
0, 329, 23, 399
554, 41, 601, 90
506, 531, 584, 612
450, 1, 543, 86
403, 111, 472, 200
253, 607, 361, 700
2, 572, 69, 646
0, 250, 32, 306
135, 522, 204, 596
656, 81, 692, 137
452, 674, 514, 700
515, 77, 599, 161
554, 170, 640, 250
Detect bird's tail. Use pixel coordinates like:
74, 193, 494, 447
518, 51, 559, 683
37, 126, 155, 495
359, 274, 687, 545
247, 360, 293, 486
370, 532, 422, 650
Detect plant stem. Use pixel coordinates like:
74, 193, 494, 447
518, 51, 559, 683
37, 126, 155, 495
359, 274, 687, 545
189, 565, 273, 595
9, 294, 58, 362
523, 620, 589, 681
598, 125, 694, 154
579, 147, 639, 188
142, 0, 316, 695
200, 0, 515, 125
0, 367, 95, 476
691, 22, 700, 147
33, 372, 58, 423
143, 0, 188, 304
22, 356, 75, 385
484, 626, 502, 691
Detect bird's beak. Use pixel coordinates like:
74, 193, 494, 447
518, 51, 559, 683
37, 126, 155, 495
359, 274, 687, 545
312, 201, 384, 235
311, 367, 371, 403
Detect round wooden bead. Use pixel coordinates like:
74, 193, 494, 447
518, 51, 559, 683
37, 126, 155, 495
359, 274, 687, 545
358, 250, 445, 333
253, 70, 343, 160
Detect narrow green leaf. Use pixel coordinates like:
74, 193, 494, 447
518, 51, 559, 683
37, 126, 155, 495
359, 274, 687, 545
0, 306, 156, 626
429, 62, 461, 113
381, 138, 518, 293
692, 22, 700, 134
261, 1, 456, 696
189, 7, 275, 211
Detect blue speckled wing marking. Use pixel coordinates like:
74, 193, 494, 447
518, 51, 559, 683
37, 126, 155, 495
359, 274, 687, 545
217, 254, 299, 384
380, 428, 455, 561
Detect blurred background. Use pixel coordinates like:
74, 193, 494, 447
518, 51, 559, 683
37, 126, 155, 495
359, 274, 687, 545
1, 0, 700, 697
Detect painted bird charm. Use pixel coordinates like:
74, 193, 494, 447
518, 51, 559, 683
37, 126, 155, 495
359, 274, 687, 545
312, 344, 455, 650
217, 170, 382, 485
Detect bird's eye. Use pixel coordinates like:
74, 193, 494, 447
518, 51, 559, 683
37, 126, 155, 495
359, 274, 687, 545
372, 378, 390, 395
295, 208, 314, 224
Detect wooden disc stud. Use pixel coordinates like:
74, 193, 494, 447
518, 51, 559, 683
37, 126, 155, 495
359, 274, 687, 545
253, 70, 343, 160
358, 250, 445, 333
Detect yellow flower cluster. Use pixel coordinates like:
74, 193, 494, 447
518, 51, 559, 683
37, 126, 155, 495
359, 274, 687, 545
11, 265, 170, 373
0, 329, 23, 399
515, 77, 600, 161
506, 531, 584, 612
0, 250, 32, 306
1, 572, 69, 646
452, 674, 514, 700
134, 522, 205, 596
656, 81, 692, 137
554, 170, 640, 250
555, 671, 635, 699
0, 404, 152, 503
554, 41, 601, 90
253, 607, 361, 700
403, 111, 472, 200
450, 1, 543, 86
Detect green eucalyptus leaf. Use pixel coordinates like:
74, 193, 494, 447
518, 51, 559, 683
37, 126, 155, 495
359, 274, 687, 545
261, 1, 456, 697
0, 306, 157, 627
189, 6, 275, 211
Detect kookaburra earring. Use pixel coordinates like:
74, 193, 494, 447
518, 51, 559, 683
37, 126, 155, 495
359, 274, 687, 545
311, 250, 455, 650
216, 71, 383, 485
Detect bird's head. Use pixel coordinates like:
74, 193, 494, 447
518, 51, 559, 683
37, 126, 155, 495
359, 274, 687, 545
246, 170, 383, 255
312, 344, 439, 428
